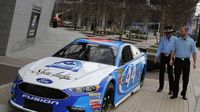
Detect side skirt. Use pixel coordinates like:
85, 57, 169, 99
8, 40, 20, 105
114, 85, 140, 107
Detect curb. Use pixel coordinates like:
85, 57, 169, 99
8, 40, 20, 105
0, 63, 21, 68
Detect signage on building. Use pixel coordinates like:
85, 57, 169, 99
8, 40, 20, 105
27, 6, 42, 38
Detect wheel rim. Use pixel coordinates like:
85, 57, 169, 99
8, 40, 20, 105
102, 88, 113, 112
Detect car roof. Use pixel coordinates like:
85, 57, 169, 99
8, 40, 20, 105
73, 38, 126, 48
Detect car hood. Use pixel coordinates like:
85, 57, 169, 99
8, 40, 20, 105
19, 57, 117, 90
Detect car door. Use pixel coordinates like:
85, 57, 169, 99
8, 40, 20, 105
130, 45, 143, 85
114, 45, 139, 103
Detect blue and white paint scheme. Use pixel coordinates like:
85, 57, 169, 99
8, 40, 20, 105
9, 38, 147, 112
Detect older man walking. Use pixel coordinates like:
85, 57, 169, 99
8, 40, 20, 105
155, 26, 176, 94
170, 26, 197, 100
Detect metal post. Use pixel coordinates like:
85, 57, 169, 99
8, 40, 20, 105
195, 15, 199, 37
197, 14, 200, 47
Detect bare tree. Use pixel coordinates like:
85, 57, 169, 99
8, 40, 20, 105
150, 0, 199, 31
55, 0, 199, 39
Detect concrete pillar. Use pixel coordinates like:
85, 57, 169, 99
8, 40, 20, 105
0, 0, 16, 56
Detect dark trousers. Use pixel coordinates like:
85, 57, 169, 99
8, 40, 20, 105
173, 58, 190, 97
159, 53, 174, 91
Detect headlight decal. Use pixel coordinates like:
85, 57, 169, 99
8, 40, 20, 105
71, 85, 100, 93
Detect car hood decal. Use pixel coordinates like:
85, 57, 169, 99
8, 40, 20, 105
20, 57, 117, 90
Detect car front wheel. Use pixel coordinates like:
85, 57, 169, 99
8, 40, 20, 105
102, 83, 114, 112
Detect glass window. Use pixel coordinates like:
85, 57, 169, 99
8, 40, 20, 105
53, 43, 117, 66
120, 46, 133, 65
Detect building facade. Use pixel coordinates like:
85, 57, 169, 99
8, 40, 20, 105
0, 0, 55, 56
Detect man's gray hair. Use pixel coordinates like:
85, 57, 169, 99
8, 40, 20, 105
182, 26, 189, 32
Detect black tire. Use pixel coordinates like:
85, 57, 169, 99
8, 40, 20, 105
102, 83, 114, 112
140, 71, 145, 87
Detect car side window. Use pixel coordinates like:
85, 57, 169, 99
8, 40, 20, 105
120, 46, 133, 65
131, 46, 141, 58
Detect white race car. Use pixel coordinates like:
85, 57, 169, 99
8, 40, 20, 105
10, 38, 147, 112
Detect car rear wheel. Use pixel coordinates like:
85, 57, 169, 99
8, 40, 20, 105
140, 70, 145, 87
102, 83, 114, 112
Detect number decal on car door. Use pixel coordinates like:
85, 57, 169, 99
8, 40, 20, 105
118, 64, 136, 94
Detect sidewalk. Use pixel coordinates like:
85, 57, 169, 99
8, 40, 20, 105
0, 51, 199, 112
8, 27, 87, 60
0, 56, 34, 68
112, 51, 200, 112
0, 27, 199, 112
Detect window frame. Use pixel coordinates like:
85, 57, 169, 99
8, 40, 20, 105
130, 45, 141, 59
119, 45, 134, 66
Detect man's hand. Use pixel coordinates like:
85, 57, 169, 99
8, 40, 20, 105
169, 59, 173, 66
192, 53, 197, 69
193, 63, 196, 69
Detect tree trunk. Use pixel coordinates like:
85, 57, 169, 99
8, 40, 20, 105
102, 12, 106, 29
120, 0, 126, 41
93, 18, 97, 34
159, 9, 166, 41
77, 13, 82, 29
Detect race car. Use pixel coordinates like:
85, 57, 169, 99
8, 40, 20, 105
9, 38, 147, 112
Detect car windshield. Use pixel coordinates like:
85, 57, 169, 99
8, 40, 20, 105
53, 43, 117, 66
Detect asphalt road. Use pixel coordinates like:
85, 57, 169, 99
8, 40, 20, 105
0, 64, 20, 112
0, 64, 19, 85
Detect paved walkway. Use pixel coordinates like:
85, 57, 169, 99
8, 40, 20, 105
112, 51, 200, 112
0, 78, 198, 112
8, 27, 87, 60
0, 56, 34, 67
0, 51, 199, 112
0, 27, 199, 112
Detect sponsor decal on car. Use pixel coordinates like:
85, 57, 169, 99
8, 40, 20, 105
118, 65, 136, 94
117, 68, 125, 75
22, 94, 59, 105
89, 93, 101, 100
89, 93, 102, 110
87, 38, 113, 43
46, 61, 83, 72
91, 103, 102, 109
36, 78, 53, 84
30, 69, 71, 80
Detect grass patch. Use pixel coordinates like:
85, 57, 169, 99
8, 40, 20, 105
150, 45, 158, 48
147, 48, 157, 53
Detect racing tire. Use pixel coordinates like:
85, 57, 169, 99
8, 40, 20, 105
102, 83, 114, 112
